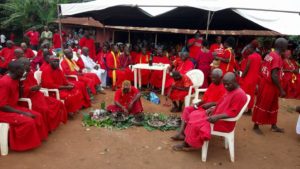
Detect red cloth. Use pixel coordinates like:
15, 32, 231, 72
52, 33, 61, 49
41, 64, 91, 113
61, 58, 100, 94
116, 54, 133, 87
79, 37, 96, 61
0, 75, 48, 151
210, 43, 224, 56
175, 59, 194, 75
184, 111, 211, 148
0, 47, 15, 69
21, 71, 67, 131
107, 86, 143, 115
135, 53, 151, 85
170, 75, 193, 101
25, 31, 39, 46
182, 83, 226, 122
197, 50, 214, 88
219, 48, 236, 73
106, 52, 120, 78
96, 51, 108, 69
31, 49, 53, 71
240, 52, 262, 109
281, 59, 299, 98
188, 38, 202, 59
24, 48, 35, 59
252, 51, 283, 125
149, 56, 172, 88
130, 51, 139, 64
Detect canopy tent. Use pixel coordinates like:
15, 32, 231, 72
59, 0, 300, 35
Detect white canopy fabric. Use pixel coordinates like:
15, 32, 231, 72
60, 0, 300, 35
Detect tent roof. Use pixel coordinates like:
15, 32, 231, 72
60, 0, 300, 35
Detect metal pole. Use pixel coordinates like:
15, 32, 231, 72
57, 4, 63, 52
103, 25, 106, 42
205, 11, 211, 40
112, 30, 115, 44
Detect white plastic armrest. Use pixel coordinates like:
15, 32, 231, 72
65, 75, 78, 81
47, 89, 61, 100
18, 98, 32, 110
40, 88, 49, 96
197, 88, 207, 93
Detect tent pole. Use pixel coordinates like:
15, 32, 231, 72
57, 4, 63, 52
103, 25, 106, 43
205, 11, 211, 40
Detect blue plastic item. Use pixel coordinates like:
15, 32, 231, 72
149, 92, 160, 104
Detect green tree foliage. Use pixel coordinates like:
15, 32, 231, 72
0, 0, 84, 32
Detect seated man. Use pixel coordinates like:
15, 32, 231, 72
41, 55, 91, 116
0, 40, 15, 74
61, 48, 103, 95
173, 72, 247, 150
21, 42, 35, 59
19, 58, 68, 132
171, 68, 226, 140
107, 80, 143, 117
14, 48, 25, 59
168, 71, 193, 113
0, 60, 48, 151
80, 47, 106, 90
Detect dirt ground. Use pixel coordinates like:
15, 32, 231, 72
0, 89, 300, 169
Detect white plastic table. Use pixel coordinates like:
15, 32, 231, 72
131, 63, 170, 95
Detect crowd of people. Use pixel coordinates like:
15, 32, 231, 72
0, 26, 300, 152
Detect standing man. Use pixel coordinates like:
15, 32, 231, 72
40, 26, 53, 44
240, 43, 262, 115
214, 37, 236, 74
252, 38, 288, 134
0, 33, 6, 47
187, 31, 203, 63
79, 30, 96, 61
210, 36, 224, 55
25, 27, 40, 50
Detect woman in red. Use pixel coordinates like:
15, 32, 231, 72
281, 50, 299, 98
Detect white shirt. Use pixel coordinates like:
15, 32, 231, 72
81, 54, 97, 70
0, 34, 6, 43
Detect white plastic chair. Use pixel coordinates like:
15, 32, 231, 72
201, 94, 250, 162
34, 70, 62, 101
184, 69, 204, 107
0, 98, 33, 156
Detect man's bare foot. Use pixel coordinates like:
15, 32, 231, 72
68, 112, 75, 119
253, 124, 263, 135
171, 134, 185, 141
244, 109, 252, 116
271, 125, 284, 133
172, 142, 195, 151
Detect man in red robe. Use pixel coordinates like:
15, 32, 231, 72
21, 42, 35, 59
252, 38, 288, 134
197, 40, 214, 88
107, 80, 143, 116
168, 71, 193, 112
115, 47, 134, 87
106, 45, 121, 90
61, 48, 102, 95
79, 31, 96, 61
41, 56, 91, 116
172, 52, 194, 75
171, 68, 226, 140
0, 60, 48, 151
52, 29, 63, 51
240, 43, 262, 115
19, 58, 67, 131
24, 27, 39, 50
135, 47, 151, 85
0, 40, 15, 74
187, 31, 203, 63
149, 47, 173, 89
31, 41, 53, 71
210, 36, 224, 55
214, 37, 236, 74
173, 72, 247, 150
